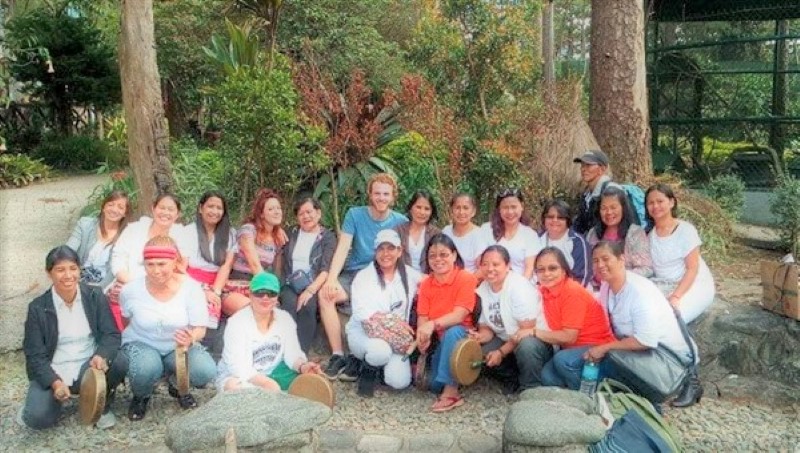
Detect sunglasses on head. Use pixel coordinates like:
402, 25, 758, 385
252, 290, 279, 299
497, 188, 522, 199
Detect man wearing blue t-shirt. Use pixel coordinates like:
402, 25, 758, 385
320, 173, 407, 380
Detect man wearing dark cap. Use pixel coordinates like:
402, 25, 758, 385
572, 149, 618, 235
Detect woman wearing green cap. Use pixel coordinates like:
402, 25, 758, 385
216, 271, 322, 392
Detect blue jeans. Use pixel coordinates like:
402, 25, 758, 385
121, 341, 217, 397
429, 325, 468, 391
541, 346, 591, 390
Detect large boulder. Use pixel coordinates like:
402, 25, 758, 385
519, 387, 596, 414
165, 389, 331, 452
503, 400, 606, 450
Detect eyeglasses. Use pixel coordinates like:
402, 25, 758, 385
544, 215, 568, 221
427, 251, 452, 260
535, 265, 562, 274
496, 188, 522, 199
252, 290, 279, 299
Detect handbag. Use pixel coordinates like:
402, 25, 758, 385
287, 269, 313, 293
362, 312, 415, 355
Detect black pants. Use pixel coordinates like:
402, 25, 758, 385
280, 285, 318, 353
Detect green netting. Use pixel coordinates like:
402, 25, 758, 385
651, 0, 800, 22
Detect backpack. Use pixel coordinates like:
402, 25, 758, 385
591, 379, 683, 452
601, 181, 649, 230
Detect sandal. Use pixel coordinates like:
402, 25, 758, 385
431, 395, 465, 413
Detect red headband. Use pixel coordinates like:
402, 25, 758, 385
143, 245, 178, 260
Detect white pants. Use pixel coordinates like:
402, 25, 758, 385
345, 322, 411, 390
653, 264, 715, 324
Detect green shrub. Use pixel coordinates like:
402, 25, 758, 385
0, 153, 50, 188
770, 175, 800, 257
32, 134, 111, 170
703, 174, 745, 221
379, 132, 443, 211
171, 139, 230, 222
83, 168, 138, 217
678, 188, 733, 265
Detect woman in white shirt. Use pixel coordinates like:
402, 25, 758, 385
346, 229, 422, 397
471, 245, 552, 395
645, 184, 715, 324
479, 188, 542, 280
217, 272, 322, 393
442, 192, 484, 274
394, 190, 441, 272
586, 240, 700, 408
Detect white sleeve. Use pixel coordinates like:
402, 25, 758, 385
510, 277, 539, 322
185, 281, 208, 327
629, 283, 662, 348
174, 224, 194, 260
280, 312, 307, 369
111, 225, 135, 276
523, 227, 543, 258
350, 268, 377, 322
119, 282, 135, 318
222, 313, 258, 381
679, 222, 702, 257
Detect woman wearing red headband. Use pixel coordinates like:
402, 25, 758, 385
119, 236, 216, 421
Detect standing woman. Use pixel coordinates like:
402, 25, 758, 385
533, 247, 615, 390
441, 193, 484, 274
415, 233, 478, 412
120, 236, 217, 421
479, 189, 542, 280
538, 200, 591, 286
66, 190, 131, 289
280, 197, 336, 353
21, 246, 127, 429
224, 188, 286, 315
645, 184, 715, 324
346, 230, 422, 397
587, 241, 700, 408
394, 190, 441, 272
110, 193, 184, 330
471, 245, 552, 394
585, 187, 653, 277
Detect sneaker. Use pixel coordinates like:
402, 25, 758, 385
95, 411, 116, 429
16, 406, 28, 429
323, 354, 348, 380
339, 355, 360, 382
177, 393, 198, 409
357, 364, 378, 397
128, 396, 150, 421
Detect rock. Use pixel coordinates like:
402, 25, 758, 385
503, 444, 588, 452
503, 400, 606, 448
407, 432, 455, 451
318, 429, 360, 450
356, 434, 403, 452
459, 433, 501, 453
164, 389, 331, 452
518, 387, 596, 414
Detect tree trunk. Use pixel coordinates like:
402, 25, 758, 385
589, 0, 652, 184
542, 0, 555, 87
119, 0, 174, 215
163, 80, 186, 138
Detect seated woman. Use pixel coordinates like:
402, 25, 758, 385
110, 193, 184, 329
533, 247, 615, 390
479, 189, 543, 280
587, 241, 700, 408
21, 246, 127, 430
224, 189, 285, 315
66, 190, 131, 289
586, 186, 653, 278
216, 272, 322, 392
394, 190, 441, 272
645, 184, 715, 324
415, 233, 478, 412
538, 200, 591, 286
280, 197, 336, 353
120, 236, 217, 421
441, 192, 484, 274
346, 229, 422, 397
471, 245, 552, 395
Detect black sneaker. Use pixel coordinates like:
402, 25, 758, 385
502, 379, 521, 396
176, 393, 198, 409
357, 364, 378, 398
324, 354, 348, 380
339, 355, 361, 382
127, 396, 150, 421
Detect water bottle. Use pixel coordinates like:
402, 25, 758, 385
579, 361, 599, 396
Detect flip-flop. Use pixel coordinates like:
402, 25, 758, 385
431, 395, 465, 413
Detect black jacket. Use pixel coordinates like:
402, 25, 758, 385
23, 284, 121, 389
281, 226, 337, 284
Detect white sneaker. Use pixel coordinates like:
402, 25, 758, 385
95, 411, 116, 429
16, 406, 29, 429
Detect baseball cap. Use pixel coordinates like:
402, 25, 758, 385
573, 150, 609, 166
250, 271, 280, 294
374, 229, 401, 249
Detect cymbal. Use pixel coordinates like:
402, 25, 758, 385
175, 345, 190, 396
450, 338, 484, 386
79, 368, 106, 425
288, 373, 334, 408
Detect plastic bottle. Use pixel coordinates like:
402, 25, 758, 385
579, 360, 599, 396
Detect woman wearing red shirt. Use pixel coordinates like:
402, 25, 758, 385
534, 247, 615, 390
416, 234, 478, 412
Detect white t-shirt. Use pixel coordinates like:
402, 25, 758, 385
120, 277, 207, 355
406, 230, 426, 272
442, 225, 485, 273
599, 272, 692, 358
111, 217, 183, 280
649, 220, 708, 282
217, 307, 306, 383
540, 231, 575, 268
291, 230, 317, 273
348, 264, 422, 324
476, 272, 544, 341
479, 223, 543, 277
177, 222, 237, 272
51, 290, 95, 385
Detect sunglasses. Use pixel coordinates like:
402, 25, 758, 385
535, 265, 562, 274
497, 188, 522, 199
252, 290, 279, 299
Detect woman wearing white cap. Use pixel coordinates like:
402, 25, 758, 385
346, 229, 422, 397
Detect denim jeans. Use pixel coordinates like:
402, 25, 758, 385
541, 346, 591, 390
429, 325, 469, 390
121, 341, 217, 397
21, 354, 128, 429
482, 336, 553, 390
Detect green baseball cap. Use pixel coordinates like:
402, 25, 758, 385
250, 271, 280, 293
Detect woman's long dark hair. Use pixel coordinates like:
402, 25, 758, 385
595, 186, 636, 241
490, 189, 531, 241
98, 190, 131, 244
195, 191, 231, 266
422, 233, 464, 274
644, 183, 679, 233
373, 247, 410, 300
406, 190, 438, 224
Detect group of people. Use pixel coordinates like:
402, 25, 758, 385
20, 149, 715, 430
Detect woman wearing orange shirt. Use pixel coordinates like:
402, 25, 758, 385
415, 234, 478, 412
535, 247, 616, 390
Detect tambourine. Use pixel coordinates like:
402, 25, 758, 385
450, 338, 485, 386
175, 345, 190, 396
288, 373, 335, 408
79, 368, 107, 425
